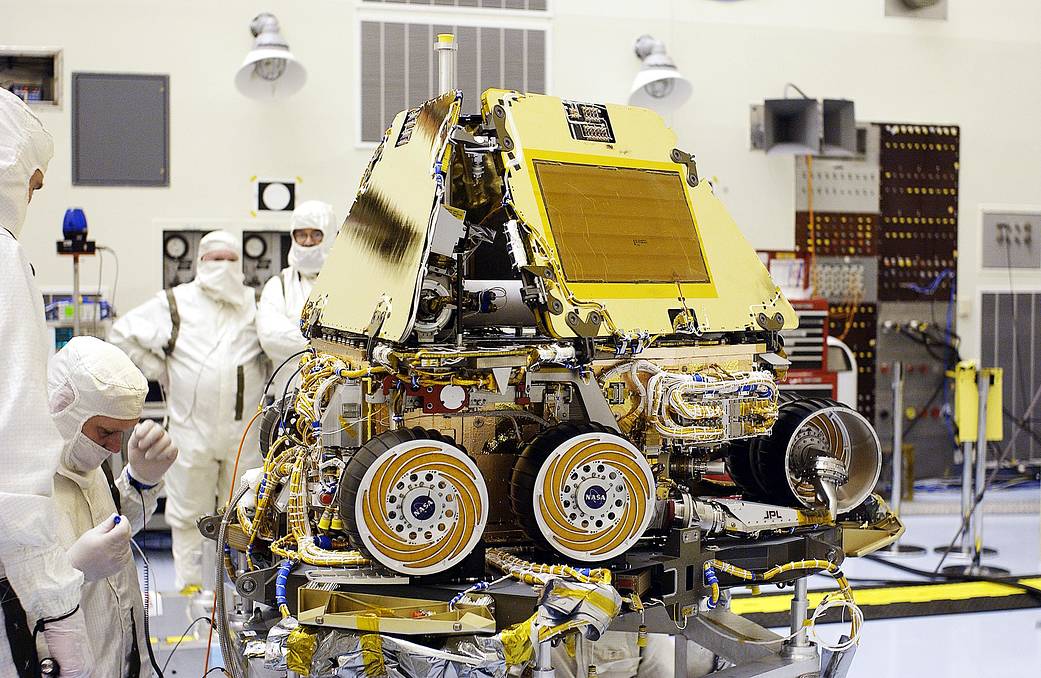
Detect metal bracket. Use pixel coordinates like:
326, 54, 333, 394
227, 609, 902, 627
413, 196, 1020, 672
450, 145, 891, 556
527, 369, 619, 430
545, 292, 565, 316
756, 311, 786, 331
365, 296, 391, 358
522, 264, 555, 281
300, 295, 326, 339
671, 148, 699, 187
566, 309, 603, 337
366, 298, 390, 337
490, 104, 515, 152
820, 641, 857, 678
448, 125, 500, 153
235, 565, 280, 604
198, 514, 222, 542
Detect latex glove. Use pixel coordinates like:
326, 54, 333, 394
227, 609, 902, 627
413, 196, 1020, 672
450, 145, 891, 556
238, 467, 265, 510
127, 419, 178, 485
41, 607, 96, 677
67, 513, 131, 582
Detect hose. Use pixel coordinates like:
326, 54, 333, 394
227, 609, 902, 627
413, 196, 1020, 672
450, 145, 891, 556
216, 484, 251, 678
132, 486, 165, 677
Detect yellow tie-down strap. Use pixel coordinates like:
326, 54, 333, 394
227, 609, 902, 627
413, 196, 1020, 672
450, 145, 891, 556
498, 615, 536, 666
360, 633, 386, 678
552, 586, 622, 617
731, 577, 1041, 615
356, 612, 381, 632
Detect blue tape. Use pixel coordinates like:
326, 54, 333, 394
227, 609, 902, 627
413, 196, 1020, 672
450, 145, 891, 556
449, 580, 492, 608
275, 559, 295, 609
704, 565, 720, 609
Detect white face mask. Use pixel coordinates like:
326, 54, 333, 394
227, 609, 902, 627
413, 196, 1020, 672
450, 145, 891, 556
288, 242, 327, 276
62, 431, 113, 474
196, 259, 245, 303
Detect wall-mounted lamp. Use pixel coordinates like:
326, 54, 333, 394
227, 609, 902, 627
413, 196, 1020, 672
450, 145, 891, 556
628, 35, 692, 114
235, 13, 307, 100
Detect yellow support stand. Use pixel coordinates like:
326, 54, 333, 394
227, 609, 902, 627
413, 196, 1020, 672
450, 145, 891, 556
941, 361, 1007, 574
951, 361, 1003, 443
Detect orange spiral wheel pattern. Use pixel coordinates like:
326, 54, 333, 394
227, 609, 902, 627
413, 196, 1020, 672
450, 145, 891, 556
511, 423, 655, 562
341, 428, 487, 575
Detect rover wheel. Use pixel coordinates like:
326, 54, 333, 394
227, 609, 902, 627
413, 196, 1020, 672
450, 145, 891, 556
726, 397, 881, 515
340, 427, 488, 575
510, 423, 655, 562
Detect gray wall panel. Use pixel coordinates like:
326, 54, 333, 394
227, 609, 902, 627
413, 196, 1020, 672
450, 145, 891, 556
456, 25, 479, 111
382, 23, 407, 124
359, 21, 547, 141
503, 29, 525, 92
360, 22, 383, 141
72, 73, 168, 186
982, 292, 1041, 462
525, 30, 545, 93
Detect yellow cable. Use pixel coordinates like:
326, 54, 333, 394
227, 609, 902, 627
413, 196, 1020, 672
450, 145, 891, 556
703, 558, 860, 643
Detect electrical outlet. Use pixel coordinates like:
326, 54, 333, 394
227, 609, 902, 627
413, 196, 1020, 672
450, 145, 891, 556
981, 210, 1041, 269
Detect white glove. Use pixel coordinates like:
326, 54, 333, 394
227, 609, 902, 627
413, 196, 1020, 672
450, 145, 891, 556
41, 607, 96, 677
128, 419, 178, 486
238, 467, 265, 510
67, 513, 131, 582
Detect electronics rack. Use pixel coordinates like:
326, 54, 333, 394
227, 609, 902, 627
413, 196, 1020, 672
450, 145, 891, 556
795, 212, 878, 257
877, 124, 959, 301
794, 122, 961, 477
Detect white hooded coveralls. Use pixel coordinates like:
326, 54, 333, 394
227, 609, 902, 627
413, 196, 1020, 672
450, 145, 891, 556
40, 337, 158, 677
111, 230, 267, 588
257, 200, 337, 397
0, 88, 87, 672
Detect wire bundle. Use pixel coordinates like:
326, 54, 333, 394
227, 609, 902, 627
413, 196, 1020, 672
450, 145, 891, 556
486, 548, 612, 587
234, 353, 372, 570
701, 558, 862, 650
274, 558, 296, 618
616, 361, 777, 441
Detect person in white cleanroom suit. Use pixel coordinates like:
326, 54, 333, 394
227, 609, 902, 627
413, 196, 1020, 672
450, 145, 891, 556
111, 230, 267, 591
0, 86, 102, 677
41, 336, 178, 676
257, 200, 337, 396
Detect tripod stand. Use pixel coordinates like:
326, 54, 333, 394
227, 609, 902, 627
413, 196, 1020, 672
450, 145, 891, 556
937, 364, 1009, 576
877, 361, 927, 557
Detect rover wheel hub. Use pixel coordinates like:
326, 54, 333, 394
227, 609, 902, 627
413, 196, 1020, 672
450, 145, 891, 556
533, 431, 655, 561
355, 439, 487, 575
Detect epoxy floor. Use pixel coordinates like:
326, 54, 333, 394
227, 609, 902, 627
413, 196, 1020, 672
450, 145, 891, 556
813, 493, 1041, 678
135, 489, 1041, 677
846, 608, 1041, 677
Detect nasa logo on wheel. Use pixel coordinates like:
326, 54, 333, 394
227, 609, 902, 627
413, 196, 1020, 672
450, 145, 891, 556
410, 496, 436, 521
583, 485, 608, 510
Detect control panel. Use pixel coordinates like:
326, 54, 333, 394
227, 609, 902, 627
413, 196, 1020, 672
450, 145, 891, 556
981, 209, 1041, 269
